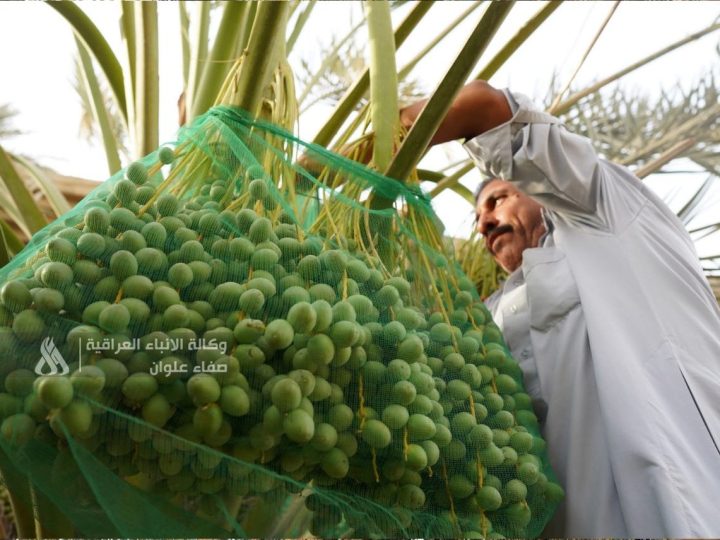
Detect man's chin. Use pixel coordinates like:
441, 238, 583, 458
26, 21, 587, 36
497, 261, 520, 273
489, 231, 512, 253
494, 248, 521, 273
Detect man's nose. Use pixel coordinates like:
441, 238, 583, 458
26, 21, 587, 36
478, 212, 497, 237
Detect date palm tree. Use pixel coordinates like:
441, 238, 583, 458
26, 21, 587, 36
4, 1, 719, 290
2, 2, 720, 536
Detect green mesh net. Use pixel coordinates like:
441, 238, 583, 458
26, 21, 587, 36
0, 106, 562, 538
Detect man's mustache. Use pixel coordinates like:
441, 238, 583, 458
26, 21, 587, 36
486, 224, 513, 251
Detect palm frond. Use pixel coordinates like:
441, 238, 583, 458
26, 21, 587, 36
553, 69, 720, 174
0, 104, 21, 140
72, 54, 130, 159
676, 175, 717, 224
296, 34, 425, 115
701, 255, 720, 276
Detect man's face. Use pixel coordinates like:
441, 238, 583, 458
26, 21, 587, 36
475, 179, 546, 273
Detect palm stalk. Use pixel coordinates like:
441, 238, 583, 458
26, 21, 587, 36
416, 168, 444, 182
233, 2, 291, 116
312, 1, 433, 148
0, 187, 31, 239
189, 2, 250, 121
422, 166, 476, 204
46, 1, 127, 122
550, 21, 720, 116
428, 162, 475, 199
431, 34, 720, 201
399, 1, 485, 81
0, 218, 23, 253
691, 223, 720, 240
0, 218, 23, 265
9, 155, 70, 218
394, 2, 562, 204
634, 137, 698, 178
365, 0, 398, 172
676, 176, 716, 224
239, 2, 259, 54
548, 1, 620, 112
619, 102, 720, 166
119, 1, 137, 137
414, 167, 477, 203
75, 36, 122, 175
0, 145, 46, 234
179, 1, 191, 89
231, 4, 255, 72
385, 1, 515, 182
133, 1, 159, 156
475, 1, 563, 81
287, 0, 317, 54
447, 183, 475, 205
183, 1, 210, 123
1, 241, 10, 269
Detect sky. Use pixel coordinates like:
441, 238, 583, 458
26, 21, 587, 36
0, 1, 718, 250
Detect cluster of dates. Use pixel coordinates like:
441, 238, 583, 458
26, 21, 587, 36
0, 156, 561, 538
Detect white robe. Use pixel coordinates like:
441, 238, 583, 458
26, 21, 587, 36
464, 91, 720, 537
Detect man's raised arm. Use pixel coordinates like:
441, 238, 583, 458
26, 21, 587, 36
403, 81, 640, 228
399, 80, 513, 145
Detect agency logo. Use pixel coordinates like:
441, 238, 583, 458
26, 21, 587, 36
35, 337, 70, 376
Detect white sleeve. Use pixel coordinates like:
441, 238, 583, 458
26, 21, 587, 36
464, 91, 644, 231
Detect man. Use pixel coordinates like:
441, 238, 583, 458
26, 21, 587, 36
401, 81, 720, 537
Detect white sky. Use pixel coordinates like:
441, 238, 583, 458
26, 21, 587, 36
0, 1, 719, 252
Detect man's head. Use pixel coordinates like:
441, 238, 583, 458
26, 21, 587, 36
475, 179, 546, 273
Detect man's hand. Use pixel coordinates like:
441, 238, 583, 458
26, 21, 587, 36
399, 80, 512, 146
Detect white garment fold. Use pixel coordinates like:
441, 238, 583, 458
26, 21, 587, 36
465, 91, 720, 537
